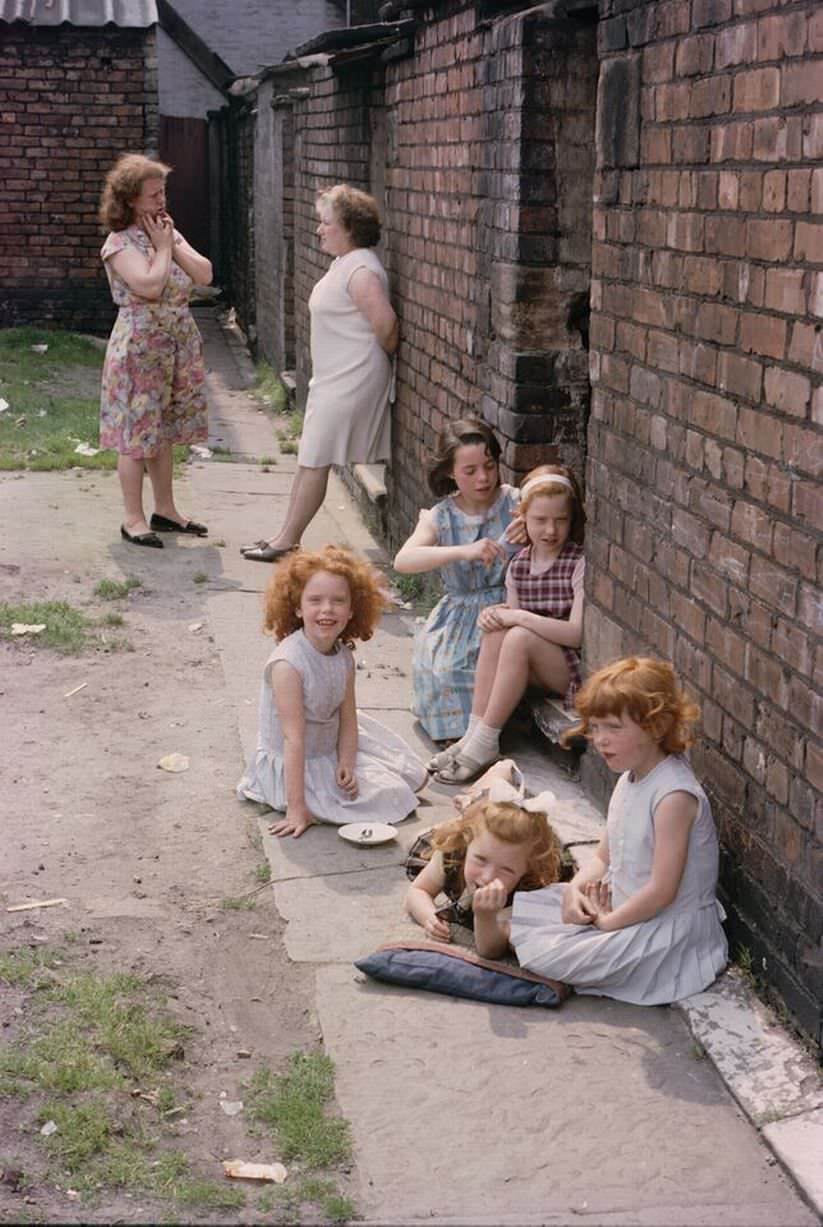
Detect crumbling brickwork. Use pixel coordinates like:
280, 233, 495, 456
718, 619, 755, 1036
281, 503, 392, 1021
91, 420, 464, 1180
0, 23, 158, 333
587, 0, 822, 1044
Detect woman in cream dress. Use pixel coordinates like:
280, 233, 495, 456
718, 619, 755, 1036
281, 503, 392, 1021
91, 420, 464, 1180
242, 185, 397, 562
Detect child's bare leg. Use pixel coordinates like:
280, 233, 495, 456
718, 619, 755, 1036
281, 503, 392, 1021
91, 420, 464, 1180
483, 629, 569, 728
470, 627, 507, 717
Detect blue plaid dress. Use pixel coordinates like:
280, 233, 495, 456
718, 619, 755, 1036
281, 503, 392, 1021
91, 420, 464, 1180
412, 485, 519, 741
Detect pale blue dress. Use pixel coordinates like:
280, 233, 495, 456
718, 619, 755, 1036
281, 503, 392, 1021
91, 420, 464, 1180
412, 484, 519, 741
511, 756, 729, 1005
237, 630, 427, 824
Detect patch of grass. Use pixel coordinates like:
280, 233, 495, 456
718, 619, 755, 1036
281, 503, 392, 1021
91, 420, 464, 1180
278, 437, 299, 455
324, 1191, 356, 1222
0, 599, 90, 652
2, 1020, 124, 1093
259, 455, 277, 467
253, 362, 289, 414
255, 862, 272, 885
38, 1099, 113, 1174
101, 612, 124, 627
0, 947, 63, 987
192, 571, 208, 585
385, 567, 443, 615
210, 445, 235, 463
247, 1052, 351, 1168
94, 576, 142, 601
276, 406, 304, 456
220, 896, 256, 911
689, 1041, 707, 1062
0, 328, 111, 472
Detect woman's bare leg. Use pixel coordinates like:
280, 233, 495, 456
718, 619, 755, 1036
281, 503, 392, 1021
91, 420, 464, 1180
264, 465, 331, 548
145, 443, 182, 521
118, 455, 150, 535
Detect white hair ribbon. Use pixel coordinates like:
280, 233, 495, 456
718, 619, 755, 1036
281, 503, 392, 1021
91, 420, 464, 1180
520, 474, 574, 498
485, 776, 557, 813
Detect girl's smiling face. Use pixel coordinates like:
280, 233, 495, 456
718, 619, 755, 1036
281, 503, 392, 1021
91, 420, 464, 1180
463, 828, 530, 896
451, 443, 499, 510
299, 570, 353, 650
524, 492, 572, 558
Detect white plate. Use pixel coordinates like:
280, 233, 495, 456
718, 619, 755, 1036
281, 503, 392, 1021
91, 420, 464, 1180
338, 822, 398, 846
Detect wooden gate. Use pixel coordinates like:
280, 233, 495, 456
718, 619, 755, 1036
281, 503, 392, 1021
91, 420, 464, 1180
158, 115, 210, 258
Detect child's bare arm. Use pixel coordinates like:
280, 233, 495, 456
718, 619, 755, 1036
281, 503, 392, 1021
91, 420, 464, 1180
472, 880, 510, 958
394, 509, 504, 573
404, 859, 451, 942
269, 661, 316, 838
336, 669, 358, 797
493, 580, 583, 648
561, 832, 610, 924
593, 792, 696, 931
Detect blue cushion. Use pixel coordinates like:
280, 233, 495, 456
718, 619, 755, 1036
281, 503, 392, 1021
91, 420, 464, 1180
354, 948, 562, 1008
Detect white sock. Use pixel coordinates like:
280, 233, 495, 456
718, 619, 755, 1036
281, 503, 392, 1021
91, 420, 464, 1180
457, 721, 501, 766
455, 713, 480, 751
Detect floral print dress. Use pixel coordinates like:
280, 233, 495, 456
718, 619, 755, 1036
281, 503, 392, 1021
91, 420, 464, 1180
99, 226, 208, 458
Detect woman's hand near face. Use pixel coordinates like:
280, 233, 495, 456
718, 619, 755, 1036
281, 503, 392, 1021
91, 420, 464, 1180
143, 211, 173, 252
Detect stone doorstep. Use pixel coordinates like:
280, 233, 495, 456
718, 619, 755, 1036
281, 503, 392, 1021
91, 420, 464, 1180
352, 461, 387, 508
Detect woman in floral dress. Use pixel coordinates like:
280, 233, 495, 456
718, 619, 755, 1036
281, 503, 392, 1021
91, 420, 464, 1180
99, 153, 212, 548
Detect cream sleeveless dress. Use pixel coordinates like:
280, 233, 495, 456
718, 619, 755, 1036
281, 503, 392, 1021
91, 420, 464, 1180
236, 629, 427, 824
298, 248, 393, 467
511, 756, 728, 1005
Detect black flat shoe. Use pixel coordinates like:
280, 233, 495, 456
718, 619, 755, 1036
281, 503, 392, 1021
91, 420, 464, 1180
150, 514, 208, 537
242, 543, 299, 563
121, 525, 163, 549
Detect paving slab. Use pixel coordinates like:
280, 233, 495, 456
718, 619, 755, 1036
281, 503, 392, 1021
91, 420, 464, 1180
763, 1108, 823, 1218
190, 310, 820, 1225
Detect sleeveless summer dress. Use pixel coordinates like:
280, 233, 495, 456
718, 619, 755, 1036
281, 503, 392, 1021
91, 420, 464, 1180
99, 226, 208, 458
298, 248, 393, 467
412, 484, 520, 742
236, 629, 427, 825
506, 541, 585, 708
510, 755, 728, 1004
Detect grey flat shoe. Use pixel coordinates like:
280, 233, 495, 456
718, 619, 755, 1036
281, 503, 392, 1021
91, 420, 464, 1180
242, 543, 299, 563
426, 745, 460, 772
433, 754, 498, 785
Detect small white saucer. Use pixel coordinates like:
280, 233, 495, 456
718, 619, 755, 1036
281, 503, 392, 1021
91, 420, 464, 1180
338, 822, 398, 846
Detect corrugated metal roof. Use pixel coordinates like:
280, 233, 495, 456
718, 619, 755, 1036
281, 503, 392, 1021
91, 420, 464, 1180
0, 0, 158, 26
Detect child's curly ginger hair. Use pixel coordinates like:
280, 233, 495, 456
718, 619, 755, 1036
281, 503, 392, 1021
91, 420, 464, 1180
564, 656, 700, 754
430, 798, 564, 892
262, 545, 387, 647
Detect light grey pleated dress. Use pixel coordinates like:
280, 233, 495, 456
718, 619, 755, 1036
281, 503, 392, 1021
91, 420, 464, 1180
510, 756, 728, 1005
236, 630, 427, 825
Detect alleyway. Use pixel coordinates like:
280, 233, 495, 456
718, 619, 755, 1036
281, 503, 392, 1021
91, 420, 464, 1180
0, 309, 818, 1225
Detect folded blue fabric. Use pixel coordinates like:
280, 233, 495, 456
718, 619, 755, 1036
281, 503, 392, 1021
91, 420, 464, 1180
355, 948, 562, 1008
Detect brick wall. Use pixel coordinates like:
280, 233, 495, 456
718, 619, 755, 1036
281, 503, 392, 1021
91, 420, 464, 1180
587, 0, 822, 1045
0, 23, 157, 334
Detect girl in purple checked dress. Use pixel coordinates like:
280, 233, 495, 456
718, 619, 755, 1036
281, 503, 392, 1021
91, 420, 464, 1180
431, 464, 585, 785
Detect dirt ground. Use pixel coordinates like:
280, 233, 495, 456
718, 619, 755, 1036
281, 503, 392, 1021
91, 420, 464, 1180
0, 474, 337, 1224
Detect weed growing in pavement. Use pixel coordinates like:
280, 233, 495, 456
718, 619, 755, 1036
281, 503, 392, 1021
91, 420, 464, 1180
259, 455, 277, 467
0, 599, 90, 652
247, 1052, 351, 1168
253, 362, 289, 414
255, 862, 272, 885
220, 895, 257, 911
94, 576, 142, 601
210, 445, 235, 462
192, 571, 208, 584
385, 567, 443, 615
213, 538, 226, 548
101, 611, 124, 627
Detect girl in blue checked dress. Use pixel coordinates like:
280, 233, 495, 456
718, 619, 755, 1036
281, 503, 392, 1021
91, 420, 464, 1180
393, 420, 520, 749
433, 464, 585, 785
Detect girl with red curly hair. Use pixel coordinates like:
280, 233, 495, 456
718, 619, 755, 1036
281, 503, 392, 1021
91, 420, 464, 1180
510, 657, 728, 1004
237, 546, 426, 838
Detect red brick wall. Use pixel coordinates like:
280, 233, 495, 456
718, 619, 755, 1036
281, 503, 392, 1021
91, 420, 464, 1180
588, 0, 822, 1044
0, 23, 157, 333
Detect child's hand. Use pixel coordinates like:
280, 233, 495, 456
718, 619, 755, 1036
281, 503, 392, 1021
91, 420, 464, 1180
478, 603, 506, 632
336, 764, 358, 798
584, 879, 612, 914
423, 914, 452, 942
561, 881, 599, 925
472, 879, 508, 913
504, 515, 528, 545
463, 537, 505, 566
269, 805, 317, 839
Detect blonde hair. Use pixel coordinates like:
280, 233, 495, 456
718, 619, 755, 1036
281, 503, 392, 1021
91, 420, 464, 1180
430, 798, 563, 892
316, 184, 381, 248
565, 656, 700, 753
519, 463, 585, 543
99, 153, 172, 231
262, 546, 387, 648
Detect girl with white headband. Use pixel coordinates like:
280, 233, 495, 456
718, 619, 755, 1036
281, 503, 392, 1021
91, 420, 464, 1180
433, 464, 585, 784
